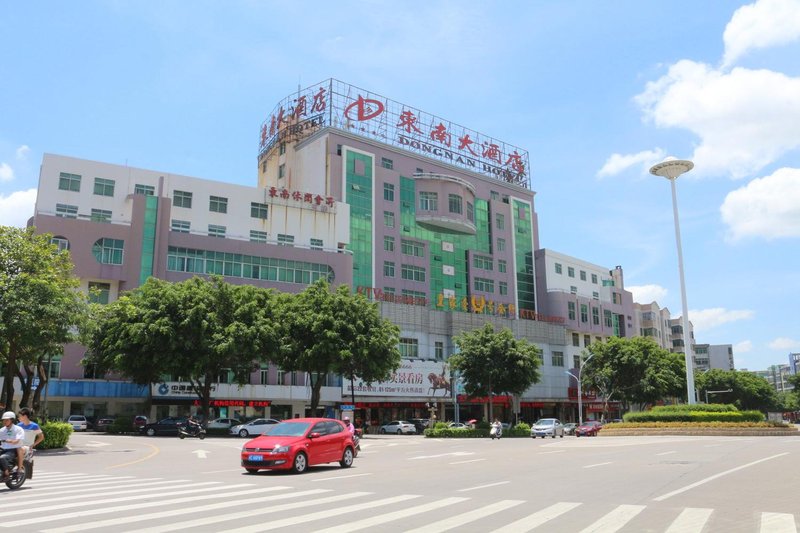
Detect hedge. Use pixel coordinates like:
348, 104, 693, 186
624, 410, 764, 423
650, 404, 737, 413
108, 416, 135, 434
425, 422, 531, 438
39, 421, 73, 449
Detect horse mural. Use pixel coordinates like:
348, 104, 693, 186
427, 365, 451, 396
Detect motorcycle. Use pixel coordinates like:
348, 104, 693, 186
490, 425, 502, 440
2, 446, 33, 490
178, 423, 206, 440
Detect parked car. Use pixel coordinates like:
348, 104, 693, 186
240, 418, 356, 474
447, 422, 468, 429
67, 415, 89, 432
531, 418, 565, 438
409, 418, 429, 433
140, 416, 187, 437
133, 415, 148, 428
206, 418, 241, 430
379, 420, 416, 435
94, 417, 116, 432
575, 420, 603, 437
230, 418, 281, 438
563, 422, 578, 435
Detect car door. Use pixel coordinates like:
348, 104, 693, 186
323, 421, 346, 462
306, 422, 329, 464
250, 419, 267, 434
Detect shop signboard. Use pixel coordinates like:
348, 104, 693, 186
344, 360, 450, 398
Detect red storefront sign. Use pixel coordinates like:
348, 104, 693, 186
192, 399, 272, 408
567, 387, 598, 401
354, 402, 426, 408
520, 401, 544, 408
457, 395, 511, 406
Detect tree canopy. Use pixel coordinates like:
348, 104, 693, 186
695, 369, 777, 411
449, 323, 541, 422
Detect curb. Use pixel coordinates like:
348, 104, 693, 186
599, 428, 799, 437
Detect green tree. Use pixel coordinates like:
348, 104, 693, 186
276, 279, 401, 413
449, 323, 541, 422
583, 336, 685, 411
695, 369, 777, 411
87, 276, 282, 421
788, 373, 800, 409
0, 226, 88, 409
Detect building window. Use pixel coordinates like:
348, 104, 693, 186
466, 202, 474, 222
572, 333, 580, 347
381, 157, 393, 170
592, 307, 600, 325
209, 195, 228, 213
435, 341, 444, 360
384, 211, 395, 228
551, 351, 564, 367
58, 172, 81, 192
448, 194, 462, 214
490, 191, 499, 201
277, 234, 294, 246
383, 287, 395, 295
250, 202, 268, 219
336, 144, 342, 156
402, 289, 426, 301
568, 301, 576, 320
612, 292, 619, 304
92, 238, 124, 265
401, 239, 424, 257
473, 255, 493, 270
580, 270, 587, 281
570, 286, 578, 294
171, 219, 190, 233
604, 310, 613, 328
208, 225, 226, 238
496, 213, 505, 230
591, 273, 598, 284
134, 184, 154, 196
584, 335, 591, 347
384, 236, 395, 252
90, 209, 112, 223
568, 266, 575, 278
250, 230, 267, 243
55, 204, 78, 218
401, 264, 426, 282
474, 277, 494, 293
173, 190, 193, 208
555, 263, 562, 274
88, 282, 111, 305
93, 177, 115, 197
384, 261, 395, 277
278, 164, 286, 179
51, 237, 70, 252
580, 304, 588, 323
310, 238, 323, 250
499, 281, 508, 295
498, 260, 507, 273
593, 291, 599, 300
419, 192, 438, 211
383, 183, 395, 201
416, 167, 423, 175
497, 238, 506, 252
279, 142, 286, 155
399, 338, 419, 358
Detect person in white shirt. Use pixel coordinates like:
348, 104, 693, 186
0, 411, 24, 479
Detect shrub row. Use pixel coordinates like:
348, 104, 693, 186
39, 421, 73, 449
624, 410, 764, 423
424, 422, 531, 438
650, 404, 737, 413
603, 420, 786, 428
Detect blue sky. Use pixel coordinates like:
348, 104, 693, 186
2, 1, 799, 371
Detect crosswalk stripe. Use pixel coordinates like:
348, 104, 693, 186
7, 481, 216, 507
491, 501, 582, 532
665, 507, 714, 533
45, 489, 346, 533
225, 494, 422, 533
405, 499, 525, 532
760, 512, 797, 533
23, 474, 119, 484
2, 478, 170, 498
1, 485, 278, 527
579, 504, 646, 533
316, 496, 470, 533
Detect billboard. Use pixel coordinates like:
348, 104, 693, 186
343, 360, 451, 398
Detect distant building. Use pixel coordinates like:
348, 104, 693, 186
789, 352, 800, 375
693, 344, 735, 372
632, 302, 672, 350
749, 365, 793, 392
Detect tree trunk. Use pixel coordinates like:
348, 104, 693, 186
16, 364, 33, 408
487, 382, 494, 423
309, 371, 323, 413
32, 356, 47, 413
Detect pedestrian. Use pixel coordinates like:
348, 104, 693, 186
0, 411, 24, 480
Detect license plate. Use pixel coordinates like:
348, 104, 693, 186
249, 455, 263, 462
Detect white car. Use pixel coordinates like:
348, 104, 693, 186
206, 418, 241, 430
68, 415, 89, 431
531, 418, 565, 439
230, 418, 280, 438
380, 420, 416, 435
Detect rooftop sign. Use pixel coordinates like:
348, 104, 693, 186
260, 79, 530, 188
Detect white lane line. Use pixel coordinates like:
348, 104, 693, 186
312, 473, 372, 482
653, 452, 789, 502
579, 504, 645, 533
450, 458, 486, 465
1, 479, 173, 499
457, 481, 510, 492
760, 512, 797, 533
540, 450, 566, 454
492, 502, 582, 532
656, 451, 677, 456
315, 496, 469, 533
665, 508, 714, 533
405, 499, 524, 533
584, 462, 612, 469
201, 468, 243, 474
225, 494, 421, 533
1, 481, 216, 507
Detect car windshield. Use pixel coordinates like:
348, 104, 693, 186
267, 422, 311, 437
535, 420, 554, 426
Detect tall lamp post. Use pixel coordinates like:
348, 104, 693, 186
649, 159, 696, 405
565, 352, 595, 425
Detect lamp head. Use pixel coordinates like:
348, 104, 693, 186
649, 159, 694, 180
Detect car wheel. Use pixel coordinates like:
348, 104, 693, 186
340, 447, 354, 468
146, 428, 156, 437
576, 433, 581, 437
239, 429, 249, 438
245, 468, 259, 474
560, 434, 564, 438
292, 452, 308, 474
380, 428, 386, 434
397, 429, 402, 435
551, 434, 556, 439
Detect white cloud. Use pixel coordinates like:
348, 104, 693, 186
0, 162, 14, 182
628, 284, 668, 305
15, 145, 30, 160
720, 167, 800, 240
0, 189, 37, 227
722, 0, 800, 68
596, 148, 666, 178
688, 307, 754, 331
768, 337, 800, 350
635, 61, 800, 179
734, 340, 753, 353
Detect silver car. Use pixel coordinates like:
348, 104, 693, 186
380, 420, 416, 435
531, 418, 565, 439
230, 418, 280, 438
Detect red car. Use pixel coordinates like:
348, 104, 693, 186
575, 420, 603, 437
241, 418, 357, 474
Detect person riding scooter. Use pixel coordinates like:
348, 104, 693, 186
490, 419, 503, 439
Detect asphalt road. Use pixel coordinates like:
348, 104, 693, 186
2, 431, 798, 532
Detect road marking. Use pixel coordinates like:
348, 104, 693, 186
311, 473, 372, 482
450, 458, 486, 465
760, 512, 796, 533
106, 441, 159, 469
405, 499, 524, 533
201, 468, 242, 474
457, 481, 510, 492
665, 508, 713, 533
84, 441, 112, 447
584, 462, 612, 468
579, 504, 645, 533
2, 481, 209, 507
1, 478, 172, 498
704, 444, 722, 448
539, 450, 566, 454
492, 502, 582, 532
409, 451, 473, 460
192, 449, 209, 459
653, 452, 789, 502
315, 496, 469, 532
656, 451, 677, 456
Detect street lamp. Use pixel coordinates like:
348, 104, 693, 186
565, 352, 595, 425
649, 158, 696, 405
705, 388, 733, 404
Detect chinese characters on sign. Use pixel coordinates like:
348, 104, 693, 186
344, 361, 449, 398
267, 187, 335, 209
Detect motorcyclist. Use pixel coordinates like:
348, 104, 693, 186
0, 412, 24, 480
343, 416, 355, 436
491, 419, 503, 438
185, 414, 201, 436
